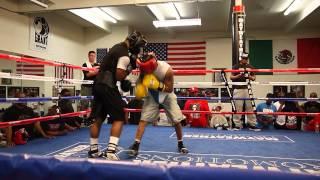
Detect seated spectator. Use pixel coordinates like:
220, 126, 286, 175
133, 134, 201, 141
40, 105, 68, 136
209, 104, 229, 130
304, 114, 320, 132
183, 87, 210, 128
2, 92, 51, 147
274, 92, 285, 111
127, 98, 143, 125
275, 93, 303, 130
58, 89, 82, 129
177, 89, 187, 109
256, 93, 277, 129
302, 92, 320, 131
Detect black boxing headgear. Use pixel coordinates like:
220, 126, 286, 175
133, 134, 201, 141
127, 31, 147, 55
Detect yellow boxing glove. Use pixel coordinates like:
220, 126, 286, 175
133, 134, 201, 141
135, 83, 148, 100
142, 74, 165, 91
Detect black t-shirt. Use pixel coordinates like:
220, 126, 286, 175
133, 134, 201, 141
2, 104, 37, 132
232, 63, 255, 89
303, 101, 320, 121
82, 62, 100, 87
96, 42, 129, 86
58, 99, 74, 113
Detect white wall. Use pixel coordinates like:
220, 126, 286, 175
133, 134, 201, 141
84, 25, 129, 52
0, 9, 85, 110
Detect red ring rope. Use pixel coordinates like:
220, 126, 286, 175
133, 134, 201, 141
0, 110, 90, 128
1, 53, 320, 73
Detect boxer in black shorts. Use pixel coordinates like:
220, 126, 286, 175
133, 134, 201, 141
87, 31, 147, 160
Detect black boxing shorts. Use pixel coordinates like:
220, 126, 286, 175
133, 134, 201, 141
90, 83, 126, 122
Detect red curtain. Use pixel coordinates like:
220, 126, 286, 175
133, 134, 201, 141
297, 38, 320, 68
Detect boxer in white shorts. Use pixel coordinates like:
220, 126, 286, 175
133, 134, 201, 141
128, 53, 188, 156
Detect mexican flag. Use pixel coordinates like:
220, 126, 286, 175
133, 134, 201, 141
248, 38, 320, 74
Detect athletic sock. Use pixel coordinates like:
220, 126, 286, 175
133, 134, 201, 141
90, 138, 98, 145
107, 136, 119, 153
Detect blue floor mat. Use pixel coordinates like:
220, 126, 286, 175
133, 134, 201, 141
1, 125, 319, 176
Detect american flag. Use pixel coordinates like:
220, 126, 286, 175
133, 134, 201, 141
144, 42, 206, 75
96, 48, 108, 64
16, 62, 45, 76
55, 66, 74, 84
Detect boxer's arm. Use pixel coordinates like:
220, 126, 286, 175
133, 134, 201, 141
163, 68, 174, 93
116, 56, 130, 81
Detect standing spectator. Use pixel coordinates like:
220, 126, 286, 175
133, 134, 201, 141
230, 52, 260, 131
275, 93, 304, 130
81, 51, 100, 112
256, 93, 277, 129
183, 87, 210, 128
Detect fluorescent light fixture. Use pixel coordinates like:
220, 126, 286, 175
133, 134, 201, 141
148, 3, 180, 20
69, 9, 108, 30
147, 4, 165, 20
91, 7, 117, 23
167, 2, 180, 19
29, 0, 48, 8
284, 0, 302, 16
153, 18, 201, 28
100, 7, 122, 21
300, 0, 320, 21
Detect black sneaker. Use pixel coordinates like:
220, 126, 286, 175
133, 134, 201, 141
102, 149, 120, 160
88, 144, 102, 158
248, 126, 262, 132
128, 142, 140, 157
222, 124, 229, 130
178, 144, 189, 154
233, 126, 241, 131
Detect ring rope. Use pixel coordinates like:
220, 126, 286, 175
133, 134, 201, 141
0, 110, 90, 128
0, 108, 317, 129
1, 52, 320, 73
0, 96, 318, 103
0, 72, 93, 84
124, 108, 320, 116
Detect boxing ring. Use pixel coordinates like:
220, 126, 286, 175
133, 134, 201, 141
0, 125, 320, 179
0, 51, 320, 179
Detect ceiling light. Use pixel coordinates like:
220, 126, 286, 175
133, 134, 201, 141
167, 2, 180, 19
100, 7, 122, 21
89, 8, 117, 23
153, 18, 201, 28
147, 4, 165, 20
29, 0, 48, 8
69, 9, 108, 30
284, 0, 302, 16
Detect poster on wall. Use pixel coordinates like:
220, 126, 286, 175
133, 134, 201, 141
273, 86, 288, 97
0, 86, 6, 98
29, 16, 50, 51
7, 86, 23, 98
23, 87, 40, 97
290, 85, 305, 98
1, 69, 12, 85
